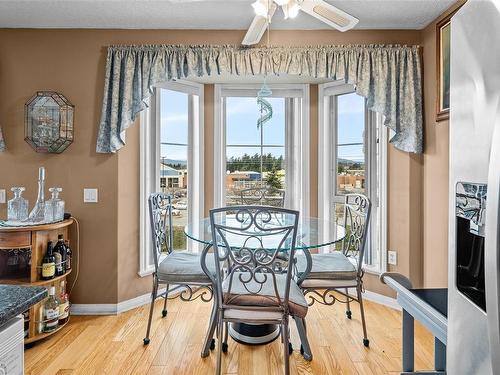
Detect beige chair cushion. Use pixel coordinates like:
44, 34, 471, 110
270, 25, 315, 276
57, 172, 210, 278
297, 252, 358, 280
157, 251, 215, 284
222, 272, 308, 318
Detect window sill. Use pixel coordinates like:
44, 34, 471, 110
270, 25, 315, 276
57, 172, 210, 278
363, 266, 385, 276
138, 268, 154, 277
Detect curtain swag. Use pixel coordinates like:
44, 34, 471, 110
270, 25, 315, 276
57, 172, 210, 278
96, 44, 423, 154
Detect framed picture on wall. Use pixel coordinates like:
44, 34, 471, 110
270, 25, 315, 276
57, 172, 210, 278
436, 15, 452, 122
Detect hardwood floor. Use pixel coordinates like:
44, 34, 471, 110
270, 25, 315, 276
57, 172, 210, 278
25, 295, 434, 374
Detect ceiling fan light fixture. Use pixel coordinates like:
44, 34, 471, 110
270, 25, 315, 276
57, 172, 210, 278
252, 0, 269, 17
312, 4, 350, 27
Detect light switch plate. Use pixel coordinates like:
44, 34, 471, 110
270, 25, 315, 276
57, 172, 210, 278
0, 189, 5, 204
388, 250, 397, 265
83, 188, 98, 203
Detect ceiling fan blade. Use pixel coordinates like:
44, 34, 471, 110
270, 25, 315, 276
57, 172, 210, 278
299, 0, 359, 32
242, 2, 277, 46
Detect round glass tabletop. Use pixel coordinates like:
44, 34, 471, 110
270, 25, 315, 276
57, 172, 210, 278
184, 216, 346, 250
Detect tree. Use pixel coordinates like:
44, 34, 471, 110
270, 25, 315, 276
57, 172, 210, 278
265, 167, 283, 190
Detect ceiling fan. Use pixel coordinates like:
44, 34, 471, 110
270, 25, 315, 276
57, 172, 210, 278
242, 0, 359, 45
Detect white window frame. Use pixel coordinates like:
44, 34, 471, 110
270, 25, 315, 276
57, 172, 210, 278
139, 80, 204, 276
318, 81, 387, 274
213, 83, 310, 217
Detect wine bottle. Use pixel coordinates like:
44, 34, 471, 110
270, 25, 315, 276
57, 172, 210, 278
54, 235, 66, 276
58, 280, 70, 325
64, 240, 72, 272
42, 286, 59, 333
41, 242, 56, 280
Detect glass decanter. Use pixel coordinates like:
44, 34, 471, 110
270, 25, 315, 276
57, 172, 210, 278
28, 167, 46, 223
7, 187, 29, 221
44, 187, 65, 223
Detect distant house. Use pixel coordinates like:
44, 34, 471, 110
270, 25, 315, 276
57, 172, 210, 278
160, 163, 187, 189
337, 173, 365, 191
226, 171, 261, 189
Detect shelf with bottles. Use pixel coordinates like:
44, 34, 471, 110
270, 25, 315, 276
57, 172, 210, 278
0, 218, 77, 344
24, 278, 71, 343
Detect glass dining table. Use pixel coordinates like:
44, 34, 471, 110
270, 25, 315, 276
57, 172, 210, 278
184, 215, 346, 346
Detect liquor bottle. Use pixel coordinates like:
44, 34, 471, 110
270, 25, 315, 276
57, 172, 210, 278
58, 280, 70, 325
41, 241, 56, 280
64, 240, 72, 272
53, 235, 66, 276
42, 286, 59, 333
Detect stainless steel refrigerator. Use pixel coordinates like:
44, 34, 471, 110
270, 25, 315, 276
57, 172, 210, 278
448, 0, 500, 373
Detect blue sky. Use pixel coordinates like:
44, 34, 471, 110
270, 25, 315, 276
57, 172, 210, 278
160, 88, 365, 162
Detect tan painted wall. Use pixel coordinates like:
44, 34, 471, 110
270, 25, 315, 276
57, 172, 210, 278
420, 0, 466, 288
0, 28, 426, 304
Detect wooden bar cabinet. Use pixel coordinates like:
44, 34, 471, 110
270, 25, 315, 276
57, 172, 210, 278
0, 218, 74, 343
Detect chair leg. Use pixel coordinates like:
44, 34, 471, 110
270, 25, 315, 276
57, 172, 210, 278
357, 285, 369, 347
222, 322, 229, 353
282, 317, 290, 375
162, 283, 169, 318
215, 312, 223, 375
345, 287, 352, 319
201, 298, 218, 358
294, 316, 313, 361
144, 276, 159, 345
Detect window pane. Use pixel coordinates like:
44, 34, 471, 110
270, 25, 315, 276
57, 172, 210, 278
336, 144, 365, 195
226, 97, 286, 146
224, 93, 287, 208
160, 89, 188, 145
336, 92, 366, 196
160, 89, 189, 251
263, 98, 285, 145
226, 97, 261, 145
337, 93, 365, 145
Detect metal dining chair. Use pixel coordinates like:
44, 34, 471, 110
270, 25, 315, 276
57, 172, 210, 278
202, 206, 310, 375
239, 187, 285, 207
296, 193, 372, 360
144, 193, 217, 358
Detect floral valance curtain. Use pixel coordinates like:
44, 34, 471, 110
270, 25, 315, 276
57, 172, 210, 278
96, 44, 423, 154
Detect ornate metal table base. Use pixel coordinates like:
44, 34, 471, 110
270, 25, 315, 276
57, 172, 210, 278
229, 323, 280, 345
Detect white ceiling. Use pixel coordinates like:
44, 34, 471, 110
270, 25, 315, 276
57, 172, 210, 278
0, 0, 455, 30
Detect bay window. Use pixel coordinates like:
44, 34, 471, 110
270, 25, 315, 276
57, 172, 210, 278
318, 82, 387, 272
139, 80, 204, 275
213, 84, 310, 216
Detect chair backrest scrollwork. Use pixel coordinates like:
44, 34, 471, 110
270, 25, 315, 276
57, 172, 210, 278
239, 187, 285, 208
341, 194, 371, 274
208, 206, 299, 314
148, 193, 174, 272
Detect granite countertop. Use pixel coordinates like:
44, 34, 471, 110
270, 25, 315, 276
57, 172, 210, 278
0, 284, 47, 328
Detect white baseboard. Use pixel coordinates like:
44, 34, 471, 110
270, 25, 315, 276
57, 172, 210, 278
346, 287, 401, 311
71, 287, 167, 315
71, 286, 400, 316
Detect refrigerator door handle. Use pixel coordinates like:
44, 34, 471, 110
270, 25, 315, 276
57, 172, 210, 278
486, 116, 500, 372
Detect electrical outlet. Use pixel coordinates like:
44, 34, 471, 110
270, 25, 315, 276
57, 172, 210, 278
83, 188, 98, 203
0, 189, 5, 204
388, 250, 397, 265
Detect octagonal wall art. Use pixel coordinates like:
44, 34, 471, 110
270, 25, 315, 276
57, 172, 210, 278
25, 91, 74, 153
